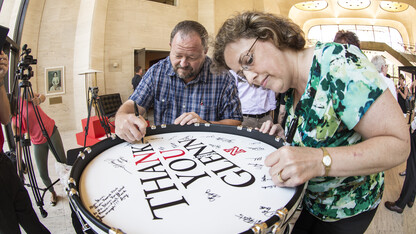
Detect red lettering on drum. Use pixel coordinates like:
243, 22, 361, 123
132, 144, 159, 164
224, 146, 246, 156
134, 152, 158, 164
160, 149, 185, 160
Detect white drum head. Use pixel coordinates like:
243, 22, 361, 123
70, 125, 301, 234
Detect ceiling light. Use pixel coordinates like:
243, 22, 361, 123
337, 0, 371, 10
380, 1, 409, 12
295, 1, 328, 11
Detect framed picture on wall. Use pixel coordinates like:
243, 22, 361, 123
45, 66, 65, 96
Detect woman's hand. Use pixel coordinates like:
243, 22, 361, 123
258, 120, 285, 139
265, 146, 323, 187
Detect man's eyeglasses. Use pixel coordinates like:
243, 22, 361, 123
236, 37, 259, 80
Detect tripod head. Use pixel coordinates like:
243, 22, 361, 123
89, 86, 99, 96
17, 44, 37, 81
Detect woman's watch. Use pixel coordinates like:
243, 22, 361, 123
320, 147, 332, 177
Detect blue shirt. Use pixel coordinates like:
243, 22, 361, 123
130, 56, 243, 125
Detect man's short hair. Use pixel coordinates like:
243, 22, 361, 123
170, 20, 209, 51
371, 55, 386, 73
135, 66, 142, 73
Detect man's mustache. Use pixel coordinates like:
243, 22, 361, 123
177, 65, 192, 70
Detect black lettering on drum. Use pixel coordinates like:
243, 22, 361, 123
169, 158, 211, 189
145, 196, 189, 220
138, 162, 180, 196
179, 139, 256, 187
178, 138, 207, 156
138, 161, 190, 219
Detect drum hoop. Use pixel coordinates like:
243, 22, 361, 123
68, 124, 306, 233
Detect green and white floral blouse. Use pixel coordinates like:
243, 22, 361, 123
285, 42, 388, 221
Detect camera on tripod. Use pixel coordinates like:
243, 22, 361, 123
17, 44, 37, 80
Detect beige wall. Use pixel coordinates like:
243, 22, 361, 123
104, 0, 198, 103
6, 0, 415, 133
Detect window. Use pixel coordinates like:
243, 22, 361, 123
148, 0, 175, 6
307, 24, 404, 52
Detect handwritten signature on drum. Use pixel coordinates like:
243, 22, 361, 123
235, 206, 275, 224
205, 189, 221, 202
105, 157, 132, 174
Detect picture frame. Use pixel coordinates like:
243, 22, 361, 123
45, 66, 65, 96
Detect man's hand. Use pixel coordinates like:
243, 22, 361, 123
115, 100, 147, 143
174, 112, 206, 125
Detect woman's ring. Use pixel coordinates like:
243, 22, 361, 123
277, 172, 285, 183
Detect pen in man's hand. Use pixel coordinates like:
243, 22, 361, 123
134, 102, 144, 144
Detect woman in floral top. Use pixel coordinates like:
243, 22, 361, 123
213, 11, 409, 233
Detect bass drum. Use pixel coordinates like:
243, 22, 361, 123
68, 124, 306, 234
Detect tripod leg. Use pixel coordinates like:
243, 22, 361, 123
93, 98, 112, 137
83, 95, 95, 148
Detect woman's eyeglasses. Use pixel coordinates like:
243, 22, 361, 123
236, 37, 259, 80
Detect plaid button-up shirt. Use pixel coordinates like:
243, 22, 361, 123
130, 56, 242, 125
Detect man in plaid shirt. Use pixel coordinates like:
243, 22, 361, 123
115, 20, 242, 143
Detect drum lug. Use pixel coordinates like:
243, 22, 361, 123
271, 207, 288, 233
251, 222, 268, 234
67, 177, 76, 187
109, 227, 125, 234
84, 147, 92, 154
69, 188, 79, 197
275, 136, 283, 143
77, 151, 85, 159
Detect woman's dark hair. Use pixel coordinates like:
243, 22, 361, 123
333, 30, 360, 48
212, 11, 306, 72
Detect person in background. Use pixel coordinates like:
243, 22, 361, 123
397, 74, 409, 117
230, 70, 276, 129
371, 55, 397, 100
131, 65, 143, 90
115, 20, 242, 143
10, 92, 67, 206
384, 116, 416, 214
333, 30, 361, 48
0, 51, 50, 233
212, 11, 409, 233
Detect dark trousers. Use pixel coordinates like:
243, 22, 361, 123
0, 152, 50, 234
396, 130, 416, 208
291, 206, 378, 234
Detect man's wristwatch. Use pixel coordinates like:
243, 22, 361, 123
320, 147, 332, 177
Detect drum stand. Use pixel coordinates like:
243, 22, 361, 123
10, 45, 63, 218
83, 86, 112, 147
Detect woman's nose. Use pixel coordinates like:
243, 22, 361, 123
243, 70, 257, 85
